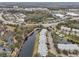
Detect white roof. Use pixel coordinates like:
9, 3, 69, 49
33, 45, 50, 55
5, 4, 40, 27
25, 8, 49, 11
61, 26, 71, 30
18, 19, 24, 22
66, 12, 79, 16
72, 29, 79, 32
55, 14, 64, 18
58, 44, 79, 51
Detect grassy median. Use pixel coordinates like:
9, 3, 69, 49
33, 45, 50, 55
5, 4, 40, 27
32, 33, 40, 57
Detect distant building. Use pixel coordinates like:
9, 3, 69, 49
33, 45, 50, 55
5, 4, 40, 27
66, 12, 79, 21
16, 19, 24, 23
66, 12, 79, 17
69, 9, 79, 12
25, 8, 50, 12
61, 26, 71, 35
57, 44, 79, 51
53, 13, 65, 19
72, 29, 79, 37
13, 6, 19, 9
72, 17, 79, 20
55, 14, 64, 18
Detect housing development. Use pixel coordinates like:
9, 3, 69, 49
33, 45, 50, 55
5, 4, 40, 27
0, 2, 79, 57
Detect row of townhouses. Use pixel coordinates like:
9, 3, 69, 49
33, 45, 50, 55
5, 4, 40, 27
61, 26, 79, 36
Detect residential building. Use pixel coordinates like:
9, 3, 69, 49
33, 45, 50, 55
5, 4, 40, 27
61, 26, 71, 35
72, 29, 79, 37
66, 12, 79, 17
54, 14, 65, 18
61, 26, 79, 37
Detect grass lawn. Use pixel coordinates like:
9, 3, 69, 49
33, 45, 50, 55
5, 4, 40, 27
64, 35, 79, 43
0, 39, 5, 45
32, 33, 40, 57
47, 51, 56, 57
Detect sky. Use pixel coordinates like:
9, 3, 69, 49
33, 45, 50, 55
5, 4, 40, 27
0, 0, 78, 2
